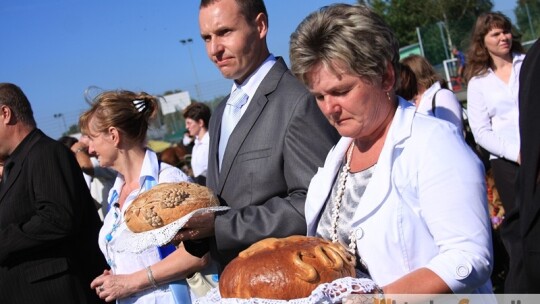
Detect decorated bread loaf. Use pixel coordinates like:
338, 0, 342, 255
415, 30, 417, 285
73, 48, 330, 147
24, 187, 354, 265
124, 182, 219, 233
219, 235, 356, 300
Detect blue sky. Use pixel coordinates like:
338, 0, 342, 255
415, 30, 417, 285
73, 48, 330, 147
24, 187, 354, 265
1, 0, 515, 139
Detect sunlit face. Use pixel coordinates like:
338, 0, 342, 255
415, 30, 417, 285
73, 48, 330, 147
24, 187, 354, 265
199, 0, 268, 84
85, 117, 117, 167
484, 27, 513, 58
185, 118, 203, 138
306, 63, 393, 140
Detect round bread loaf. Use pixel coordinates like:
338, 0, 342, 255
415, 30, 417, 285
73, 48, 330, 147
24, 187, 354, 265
124, 182, 219, 233
219, 235, 356, 300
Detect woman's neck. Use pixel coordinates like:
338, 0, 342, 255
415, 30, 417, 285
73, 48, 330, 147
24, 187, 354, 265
491, 52, 513, 71
350, 99, 396, 172
355, 101, 396, 152
115, 146, 146, 186
197, 128, 207, 140
491, 53, 514, 83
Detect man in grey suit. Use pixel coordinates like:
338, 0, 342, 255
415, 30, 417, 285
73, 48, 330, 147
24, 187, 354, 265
176, 0, 339, 268
0, 83, 107, 303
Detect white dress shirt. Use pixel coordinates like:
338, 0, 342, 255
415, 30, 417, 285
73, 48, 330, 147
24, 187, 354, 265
228, 54, 277, 118
306, 98, 493, 296
98, 149, 190, 304
191, 132, 209, 178
466, 53, 524, 162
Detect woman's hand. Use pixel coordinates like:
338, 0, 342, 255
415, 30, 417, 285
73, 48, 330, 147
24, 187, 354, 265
90, 269, 145, 302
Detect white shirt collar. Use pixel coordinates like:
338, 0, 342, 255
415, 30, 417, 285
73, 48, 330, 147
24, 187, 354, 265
195, 132, 209, 145
231, 54, 277, 99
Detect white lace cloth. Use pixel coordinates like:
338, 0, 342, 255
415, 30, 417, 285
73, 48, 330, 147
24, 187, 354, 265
114, 207, 230, 253
194, 277, 380, 304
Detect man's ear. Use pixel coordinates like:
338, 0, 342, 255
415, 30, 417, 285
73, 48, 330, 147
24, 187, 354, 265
255, 12, 268, 39
0, 105, 14, 125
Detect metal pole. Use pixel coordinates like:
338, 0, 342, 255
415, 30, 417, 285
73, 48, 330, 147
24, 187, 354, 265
54, 113, 67, 133
416, 27, 425, 56
180, 38, 202, 101
438, 21, 450, 60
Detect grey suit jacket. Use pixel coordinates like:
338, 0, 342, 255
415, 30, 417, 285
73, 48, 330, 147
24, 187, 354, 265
207, 57, 340, 266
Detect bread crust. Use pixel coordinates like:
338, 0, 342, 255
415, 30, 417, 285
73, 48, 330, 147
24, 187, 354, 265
124, 182, 219, 233
219, 235, 356, 300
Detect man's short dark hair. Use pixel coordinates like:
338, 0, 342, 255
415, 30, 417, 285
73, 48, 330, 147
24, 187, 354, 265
200, 0, 268, 25
0, 83, 37, 127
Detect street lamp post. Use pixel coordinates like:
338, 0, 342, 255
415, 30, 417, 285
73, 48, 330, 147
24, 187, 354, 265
53, 113, 67, 134
437, 21, 450, 60
180, 38, 202, 101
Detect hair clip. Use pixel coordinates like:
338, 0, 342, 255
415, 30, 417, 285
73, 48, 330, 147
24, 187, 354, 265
132, 99, 146, 112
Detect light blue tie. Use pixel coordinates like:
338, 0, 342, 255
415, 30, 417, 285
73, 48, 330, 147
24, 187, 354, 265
219, 88, 248, 170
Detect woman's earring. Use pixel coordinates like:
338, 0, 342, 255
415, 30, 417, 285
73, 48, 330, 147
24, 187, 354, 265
386, 91, 391, 101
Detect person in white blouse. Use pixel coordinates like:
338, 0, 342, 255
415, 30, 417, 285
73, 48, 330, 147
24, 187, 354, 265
290, 3, 493, 298
183, 102, 211, 186
79, 90, 208, 303
398, 54, 464, 135
464, 13, 525, 290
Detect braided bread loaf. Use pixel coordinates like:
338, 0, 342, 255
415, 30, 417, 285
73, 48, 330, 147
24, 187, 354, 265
219, 235, 356, 300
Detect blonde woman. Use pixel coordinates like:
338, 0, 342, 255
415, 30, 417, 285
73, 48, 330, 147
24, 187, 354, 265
290, 3, 493, 297
80, 90, 207, 303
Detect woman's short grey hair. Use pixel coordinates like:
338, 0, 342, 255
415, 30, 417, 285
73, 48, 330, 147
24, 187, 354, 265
290, 3, 400, 89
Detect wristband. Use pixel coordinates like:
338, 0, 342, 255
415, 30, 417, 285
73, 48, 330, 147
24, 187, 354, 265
374, 285, 385, 300
146, 266, 158, 288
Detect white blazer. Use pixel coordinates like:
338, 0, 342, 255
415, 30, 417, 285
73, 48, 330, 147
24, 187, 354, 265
306, 98, 493, 294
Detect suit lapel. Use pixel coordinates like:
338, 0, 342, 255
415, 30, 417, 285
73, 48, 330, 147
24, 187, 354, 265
0, 130, 41, 202
218, 91, 268, 191
217, 58, 287, 193
207, 100, 226, 193
305, 138, 350, 235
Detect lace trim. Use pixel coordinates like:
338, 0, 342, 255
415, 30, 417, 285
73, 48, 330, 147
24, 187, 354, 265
114, 206, 230, 253
195, 277, 380, 304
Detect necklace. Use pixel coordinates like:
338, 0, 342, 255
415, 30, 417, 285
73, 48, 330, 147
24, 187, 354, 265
330, 142, 357, 256
104, 179, 147, 269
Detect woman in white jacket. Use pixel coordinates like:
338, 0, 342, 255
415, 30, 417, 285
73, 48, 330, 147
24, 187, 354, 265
399, 54, 463, 135
290, 3, 493, 296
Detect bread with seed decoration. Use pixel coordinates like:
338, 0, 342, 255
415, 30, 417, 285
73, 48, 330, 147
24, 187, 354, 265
124, 182, 219, 233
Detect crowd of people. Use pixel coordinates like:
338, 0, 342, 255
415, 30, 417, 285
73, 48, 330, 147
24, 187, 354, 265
0, 0, 539, 303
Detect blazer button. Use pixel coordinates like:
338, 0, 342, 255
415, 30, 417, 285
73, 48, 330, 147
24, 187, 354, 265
355, 228, 364, 239
456, 264, 471, 278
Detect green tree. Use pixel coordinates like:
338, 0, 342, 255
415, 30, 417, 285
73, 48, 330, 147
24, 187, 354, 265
515, 0, 540, 43
362, 0, 493, 65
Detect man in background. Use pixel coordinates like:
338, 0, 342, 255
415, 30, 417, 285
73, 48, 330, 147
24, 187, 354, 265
452, 46, 466, 86
0, 83, 107, 303
183, 102, 211, 186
